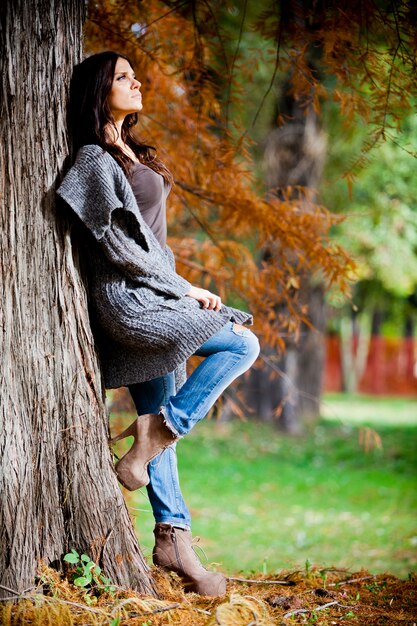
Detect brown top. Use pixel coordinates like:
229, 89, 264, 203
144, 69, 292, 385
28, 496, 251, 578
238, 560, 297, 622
128, 162, 170, 248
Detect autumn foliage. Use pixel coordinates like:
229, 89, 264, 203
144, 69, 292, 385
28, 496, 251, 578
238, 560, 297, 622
84, 1, 416, 346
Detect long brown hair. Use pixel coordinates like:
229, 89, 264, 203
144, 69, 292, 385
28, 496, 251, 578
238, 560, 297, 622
68, 50, 173, 184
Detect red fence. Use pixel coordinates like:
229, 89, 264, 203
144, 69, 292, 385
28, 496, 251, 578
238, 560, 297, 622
324, 336, 417, 396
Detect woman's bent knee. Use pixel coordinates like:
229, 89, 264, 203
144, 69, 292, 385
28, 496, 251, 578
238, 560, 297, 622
232, 323, 260, 362
247, 330, 260, 362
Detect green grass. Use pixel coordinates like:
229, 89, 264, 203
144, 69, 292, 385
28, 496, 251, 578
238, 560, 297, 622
124, 394, 417, 579
321, 392, 417, 426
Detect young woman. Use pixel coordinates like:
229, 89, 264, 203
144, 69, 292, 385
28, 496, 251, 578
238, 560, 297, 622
57, 51, 259, 597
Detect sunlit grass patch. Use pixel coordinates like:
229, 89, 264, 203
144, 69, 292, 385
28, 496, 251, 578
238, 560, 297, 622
321, 392, 417, 427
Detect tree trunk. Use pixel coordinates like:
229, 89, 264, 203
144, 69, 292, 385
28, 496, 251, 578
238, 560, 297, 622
242, 0, 328, 433
340, 310, 372, 394
246, 95, 327, 432
0, 0, 156, 596
296, 281, 327, 421
367, 308, 384, 395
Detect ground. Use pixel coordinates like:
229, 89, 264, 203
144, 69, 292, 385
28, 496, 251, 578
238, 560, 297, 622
1, 565, 416, 625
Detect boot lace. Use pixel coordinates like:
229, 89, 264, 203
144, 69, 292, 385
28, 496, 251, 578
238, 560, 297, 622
191, 536, 209, 564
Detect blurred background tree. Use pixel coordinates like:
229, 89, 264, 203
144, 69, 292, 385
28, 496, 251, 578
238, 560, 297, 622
85, 0, 417, 430
324, 110, 417, 393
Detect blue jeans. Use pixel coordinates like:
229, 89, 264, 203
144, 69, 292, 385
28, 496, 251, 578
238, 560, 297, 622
128, 321, 260, 529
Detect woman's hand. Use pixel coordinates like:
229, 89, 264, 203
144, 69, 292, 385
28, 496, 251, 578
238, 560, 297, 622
186, 286, 222, 312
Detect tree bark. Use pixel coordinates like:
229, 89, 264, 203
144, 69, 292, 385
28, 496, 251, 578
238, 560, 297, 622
0, 0, 156, 596
296, 281, 327, 421
246, 102, 327, 432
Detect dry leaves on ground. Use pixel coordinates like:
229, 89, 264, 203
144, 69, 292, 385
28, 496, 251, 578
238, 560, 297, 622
0, 565, 416, 625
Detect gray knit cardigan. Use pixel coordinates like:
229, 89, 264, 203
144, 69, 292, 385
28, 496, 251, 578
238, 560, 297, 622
57, 144, 252, 389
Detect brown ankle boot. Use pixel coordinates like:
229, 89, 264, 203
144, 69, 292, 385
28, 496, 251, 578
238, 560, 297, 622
153, 523, 227, 597
112, 414, 177, 491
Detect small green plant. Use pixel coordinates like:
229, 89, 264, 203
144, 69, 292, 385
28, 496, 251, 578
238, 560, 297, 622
63, 549, 116, 604
343, 611, 355, 619
319, 569, 328, 587
365, 580, 387, 594
305, 558, 312, 579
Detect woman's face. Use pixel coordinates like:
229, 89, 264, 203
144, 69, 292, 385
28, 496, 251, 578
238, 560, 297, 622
107, 57, 142, 121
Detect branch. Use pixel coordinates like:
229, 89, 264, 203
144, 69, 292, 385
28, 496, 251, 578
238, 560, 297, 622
139, 603, 181, 616
171, 255, 209, 274
328, 574, 375, 587
229, 577, 295, 586
147, 1, 190, 29
225, 0, 248, 128
42, 596, 106, 615
381, 41, 401, 134
191, 607, 212, 615
201, 0, 230, 73
0, 584, 21, 597
284, 600, 347, 618
259, 352, 322, 405
173, 180, 228, 252
251, 10, 284, 130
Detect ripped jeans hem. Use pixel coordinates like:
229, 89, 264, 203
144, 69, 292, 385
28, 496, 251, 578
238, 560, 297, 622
160, 406, 183, 439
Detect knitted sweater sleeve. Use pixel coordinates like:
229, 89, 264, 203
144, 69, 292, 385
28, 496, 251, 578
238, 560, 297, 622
56, 146, 192, 299
99, 208, 192, 298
